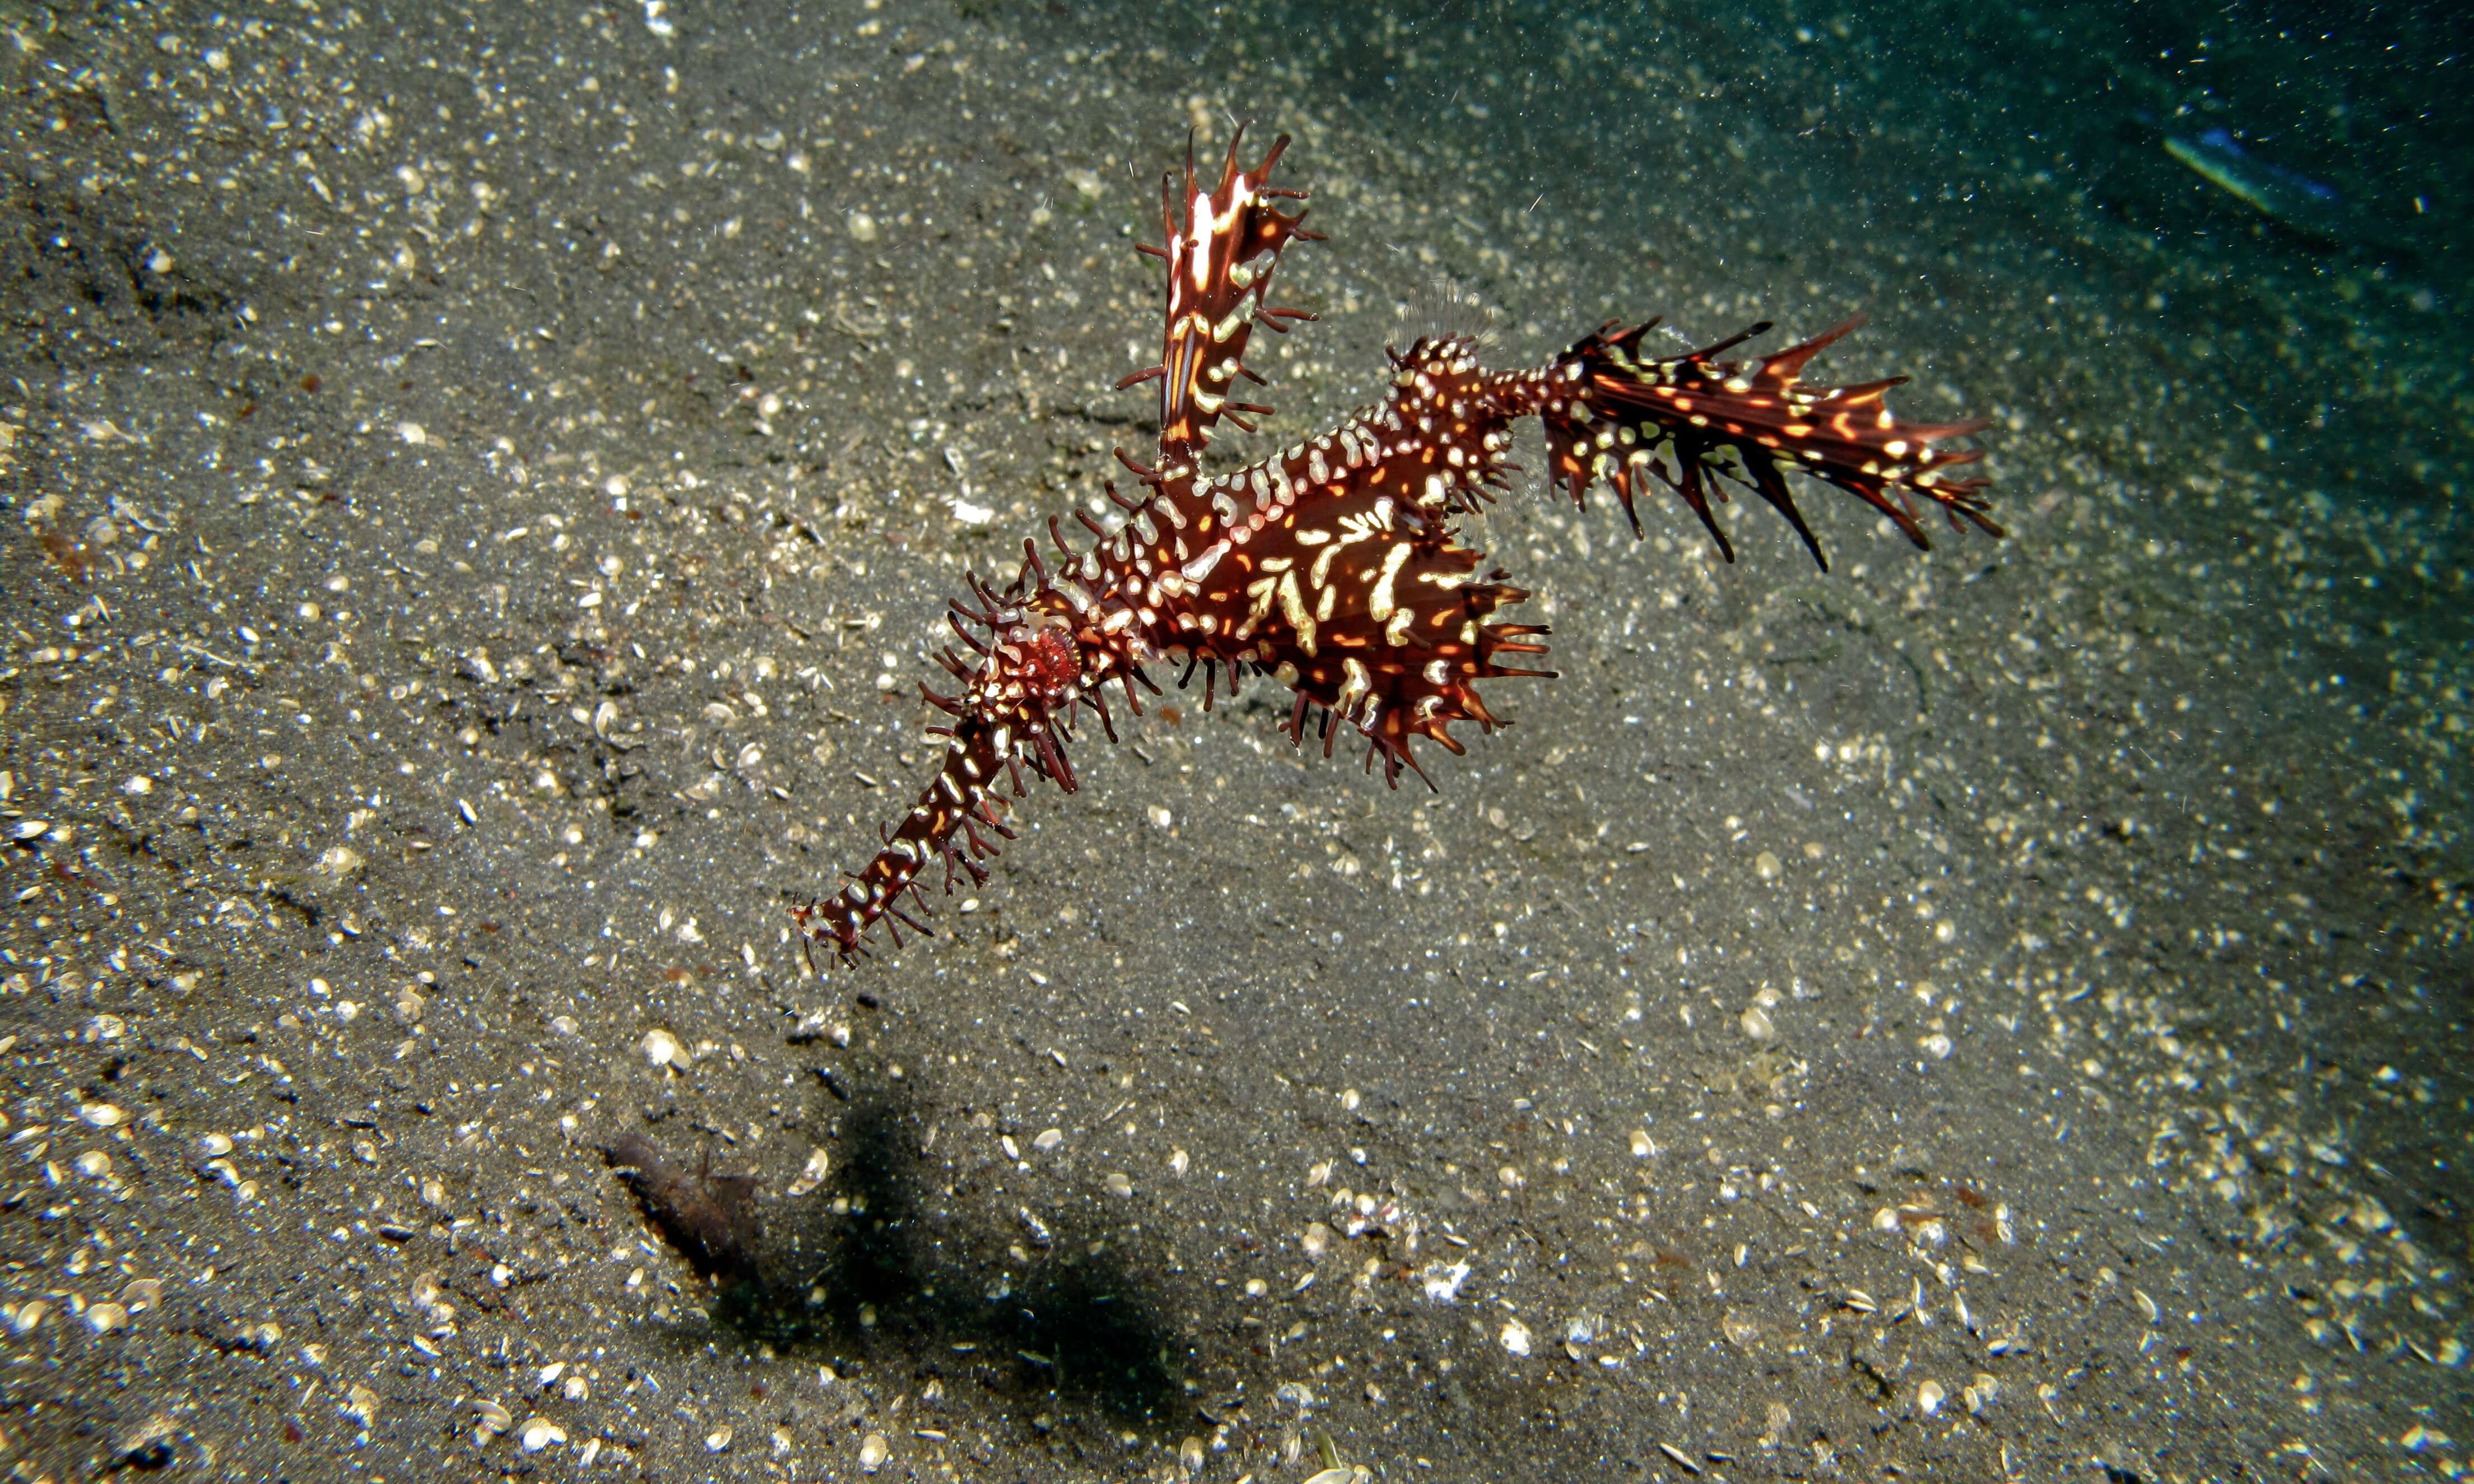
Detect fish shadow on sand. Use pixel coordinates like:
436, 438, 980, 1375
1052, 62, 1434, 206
606, 1087, 1189, 1436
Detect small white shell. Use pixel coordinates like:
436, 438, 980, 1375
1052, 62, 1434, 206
787, 1146, 833, 1197
471, 1399, 512, 1442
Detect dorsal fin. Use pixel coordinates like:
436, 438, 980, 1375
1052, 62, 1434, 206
1131, 122, 1319, 476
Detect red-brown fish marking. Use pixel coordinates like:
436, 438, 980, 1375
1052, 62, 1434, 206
790, 125, 1997, 962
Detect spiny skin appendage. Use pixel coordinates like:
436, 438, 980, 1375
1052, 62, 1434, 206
792, 127, 1994, 964
788, 612, 1087, 958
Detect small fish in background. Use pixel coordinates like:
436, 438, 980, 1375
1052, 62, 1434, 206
2163, 127, 2356, 241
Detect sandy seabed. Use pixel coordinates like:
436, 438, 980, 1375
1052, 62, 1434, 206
2, 2, 2467, 1479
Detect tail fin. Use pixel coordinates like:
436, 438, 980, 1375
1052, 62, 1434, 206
1541, 315, 1996, 569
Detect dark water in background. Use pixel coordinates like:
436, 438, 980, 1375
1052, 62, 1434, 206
1044, 0, 2474, 511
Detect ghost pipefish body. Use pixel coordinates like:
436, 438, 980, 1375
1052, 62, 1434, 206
790, 125, 1997, 964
